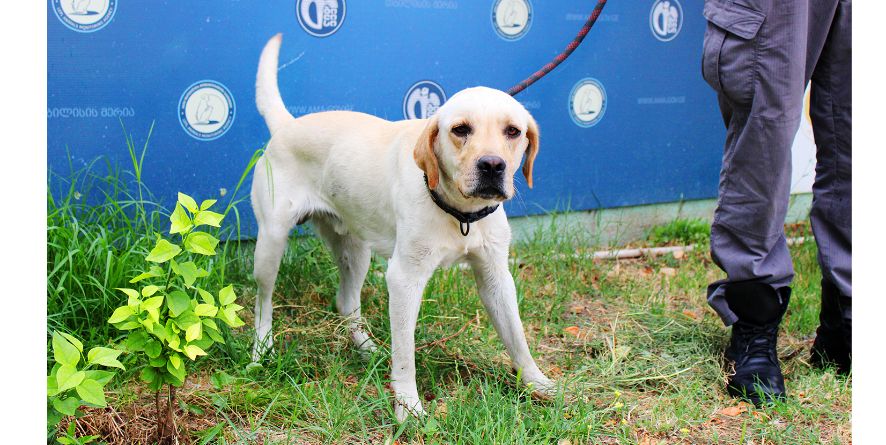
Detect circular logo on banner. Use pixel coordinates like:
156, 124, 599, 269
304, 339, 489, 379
52, 0, 117, 33
649, 0, 682, 42
403, 81, 447, 120
569, 78, 607, 128
492, 0, 533, 41
296, 0, 347, 37
179, 81, 236, 141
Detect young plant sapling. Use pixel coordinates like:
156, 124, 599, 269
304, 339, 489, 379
108, 192, 244, 444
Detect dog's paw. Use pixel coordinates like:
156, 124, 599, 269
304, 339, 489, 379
351, 330, 378, 351
251, 337, 274, 363
350, 329, 379, 361
526, 376, 558, 401
393, 395, 426, 423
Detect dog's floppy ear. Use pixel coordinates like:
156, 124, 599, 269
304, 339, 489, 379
522, 116, 540, 189
413, 115, 441, 189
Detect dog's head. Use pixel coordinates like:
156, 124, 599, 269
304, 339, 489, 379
413, 86, 539, 206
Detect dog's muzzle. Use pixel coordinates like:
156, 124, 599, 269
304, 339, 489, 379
472, 156, 508, 199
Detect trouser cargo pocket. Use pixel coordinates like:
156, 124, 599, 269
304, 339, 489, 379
701, 0, 766, 106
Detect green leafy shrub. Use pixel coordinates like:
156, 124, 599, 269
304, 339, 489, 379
48, 128, 263, 346
107, 192, 244, 443
47, 331, 124, 432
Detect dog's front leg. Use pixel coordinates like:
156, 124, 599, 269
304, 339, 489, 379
385, 251, 435, 422
469, 245, 556, 398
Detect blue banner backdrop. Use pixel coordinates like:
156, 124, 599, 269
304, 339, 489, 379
47, 0, 724, 237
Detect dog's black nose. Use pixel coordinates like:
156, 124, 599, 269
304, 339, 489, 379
477, 156, 506, 175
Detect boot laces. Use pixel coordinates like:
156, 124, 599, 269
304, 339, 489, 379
735, 322, 779, 362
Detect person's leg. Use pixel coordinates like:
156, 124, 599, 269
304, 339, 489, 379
807, 0, 852, 374
701, 0, 839, 404
702, 0, 809, 327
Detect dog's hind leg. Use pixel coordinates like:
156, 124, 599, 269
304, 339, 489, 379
252, 223, 290, 361
312, 217, 377, 355
250, 157, 307, 362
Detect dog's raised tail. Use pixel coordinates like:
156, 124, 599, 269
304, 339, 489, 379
256, 33, 294, 135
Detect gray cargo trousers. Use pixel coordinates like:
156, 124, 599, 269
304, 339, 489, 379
701, 0, 852, 325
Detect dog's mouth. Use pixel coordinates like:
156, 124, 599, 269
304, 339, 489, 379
469, 185, 509, 201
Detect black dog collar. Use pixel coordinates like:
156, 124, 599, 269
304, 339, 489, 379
424, 175, 499, 236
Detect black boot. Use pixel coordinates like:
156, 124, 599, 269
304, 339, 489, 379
724, 282, 790, 406
810, 278, 852, 375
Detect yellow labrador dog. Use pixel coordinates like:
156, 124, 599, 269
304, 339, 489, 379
251, 34, 554, 421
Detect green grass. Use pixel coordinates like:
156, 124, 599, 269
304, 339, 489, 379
645, 217, 711, 246
47, 134, 850, 444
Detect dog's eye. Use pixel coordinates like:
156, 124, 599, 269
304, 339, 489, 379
451, 124, 472, 137
505, 126, 521, 138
